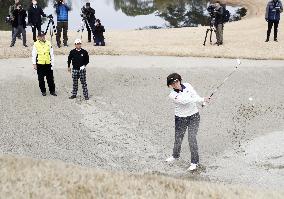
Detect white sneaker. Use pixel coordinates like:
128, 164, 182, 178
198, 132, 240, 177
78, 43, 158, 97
187, 163, 198, 171
165, 156, 177, 162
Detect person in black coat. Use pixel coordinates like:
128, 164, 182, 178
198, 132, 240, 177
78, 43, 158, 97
93, 19, 105, 46
81, 2, 96, 42
28, 0, 46, 42
10, 3, 27, 47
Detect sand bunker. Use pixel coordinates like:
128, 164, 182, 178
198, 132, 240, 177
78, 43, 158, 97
0, 56, 283, 192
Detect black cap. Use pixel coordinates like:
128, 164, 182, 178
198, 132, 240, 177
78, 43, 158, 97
86, 2, 90, 6
38, 31, 46, 37
167, 73, 182, 87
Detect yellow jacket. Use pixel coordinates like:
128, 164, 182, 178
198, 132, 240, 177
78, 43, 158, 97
32, 40, 54, 65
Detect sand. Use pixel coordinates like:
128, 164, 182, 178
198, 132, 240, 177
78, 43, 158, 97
0, 55, 283, 193
0, 0, 283, 197
1, 154, 283, 199
0, 0, 284, 60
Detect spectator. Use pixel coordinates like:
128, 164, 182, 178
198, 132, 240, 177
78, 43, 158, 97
54, 0, 70, 47
28, 0, 46, 42
10, 3, 27, 47
94, 19, 105, 46
265, 0, 283, 42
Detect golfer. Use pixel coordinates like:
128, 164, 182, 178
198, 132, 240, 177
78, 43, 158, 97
166, 73, 210, 171
32, 32, 56, 96
67, 39, 89, 100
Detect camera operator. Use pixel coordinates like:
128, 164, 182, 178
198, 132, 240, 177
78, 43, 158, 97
10, 3, 28, 47
54, 0, 70, 47
213, 1, 224, 45
9, 0, 22, 40
81, 2, 96, 43
28, 0, 46, 42
265, 0, 283, 42
94, 19, 105, 46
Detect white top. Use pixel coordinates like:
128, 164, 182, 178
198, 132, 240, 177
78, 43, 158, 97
169, 83, 204, 117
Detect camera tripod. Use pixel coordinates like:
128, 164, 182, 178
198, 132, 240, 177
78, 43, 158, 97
203, 24, 216, 46
77, 17, 93, 40
44, 15, 57, 42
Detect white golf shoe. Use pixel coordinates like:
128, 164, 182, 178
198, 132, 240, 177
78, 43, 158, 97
165, 156, 178, 162
187, 163, 198, 171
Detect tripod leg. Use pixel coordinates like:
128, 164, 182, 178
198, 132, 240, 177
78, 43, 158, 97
203, 29, 210, 46
51, 19, 57, 36
210, 29, 213, 44
45, 20, 51, 35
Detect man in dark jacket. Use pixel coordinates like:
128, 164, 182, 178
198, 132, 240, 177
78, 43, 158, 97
94, 19, 105, 46
265, 0, 283, 42
214, 1, 224, 46
28, 0, 46, 42
68, 39, 89, 100
9, 0, 22, 39
81, 2, 96, 43
10, 3, 27, 47
54, 0, 70, 47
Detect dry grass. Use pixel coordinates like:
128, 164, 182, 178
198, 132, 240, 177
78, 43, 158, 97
0, 155, 283, 199
0, 0, 283, 60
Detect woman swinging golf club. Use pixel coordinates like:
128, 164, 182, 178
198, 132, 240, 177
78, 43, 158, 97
166, 73, 211, 171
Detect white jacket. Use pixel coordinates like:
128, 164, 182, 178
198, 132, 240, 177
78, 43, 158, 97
169, 83, 204, 117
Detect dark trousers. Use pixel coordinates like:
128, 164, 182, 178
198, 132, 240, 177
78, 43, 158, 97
12, 27, 21, 39
32, 23, 41, 42
37, 64, 56, 93
173, 113, 200, 164
56, 21, 68, 45
267, 20, 279, 40
215, 23, 223, 44
11, 26, 26, 46
95, 37, 105, 46
72, 69, 89, 98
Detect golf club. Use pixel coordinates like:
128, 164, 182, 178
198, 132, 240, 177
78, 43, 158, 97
202, 59, 242, 107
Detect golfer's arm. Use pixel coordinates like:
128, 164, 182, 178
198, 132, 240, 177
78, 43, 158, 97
169, 92, 204, 105
190, 87, 205, 103
32, 46, 37, 65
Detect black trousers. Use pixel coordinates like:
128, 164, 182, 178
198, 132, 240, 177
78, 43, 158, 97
173, 113, 200, 164
37, 64, 55, 93
267, 20, 279, 40
32, 23, 41, 42
56, 21, 68, 45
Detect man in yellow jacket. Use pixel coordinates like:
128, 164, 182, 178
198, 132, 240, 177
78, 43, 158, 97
32, 32, 57, 96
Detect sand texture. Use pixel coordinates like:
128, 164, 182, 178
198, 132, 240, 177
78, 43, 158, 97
0, 56, 283, 197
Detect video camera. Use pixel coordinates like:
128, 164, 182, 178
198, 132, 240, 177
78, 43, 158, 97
47, 14, 53, 19
81, 6, 91, 19
5, 16, 12, 24
55, 0, 63, 6
207, 4, 217, 18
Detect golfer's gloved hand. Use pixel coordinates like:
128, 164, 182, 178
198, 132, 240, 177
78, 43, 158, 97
80, 65, 86, 70
265, 18, 268, 22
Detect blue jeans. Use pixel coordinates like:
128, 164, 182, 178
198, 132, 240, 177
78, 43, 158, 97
173, 113, 200, 164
